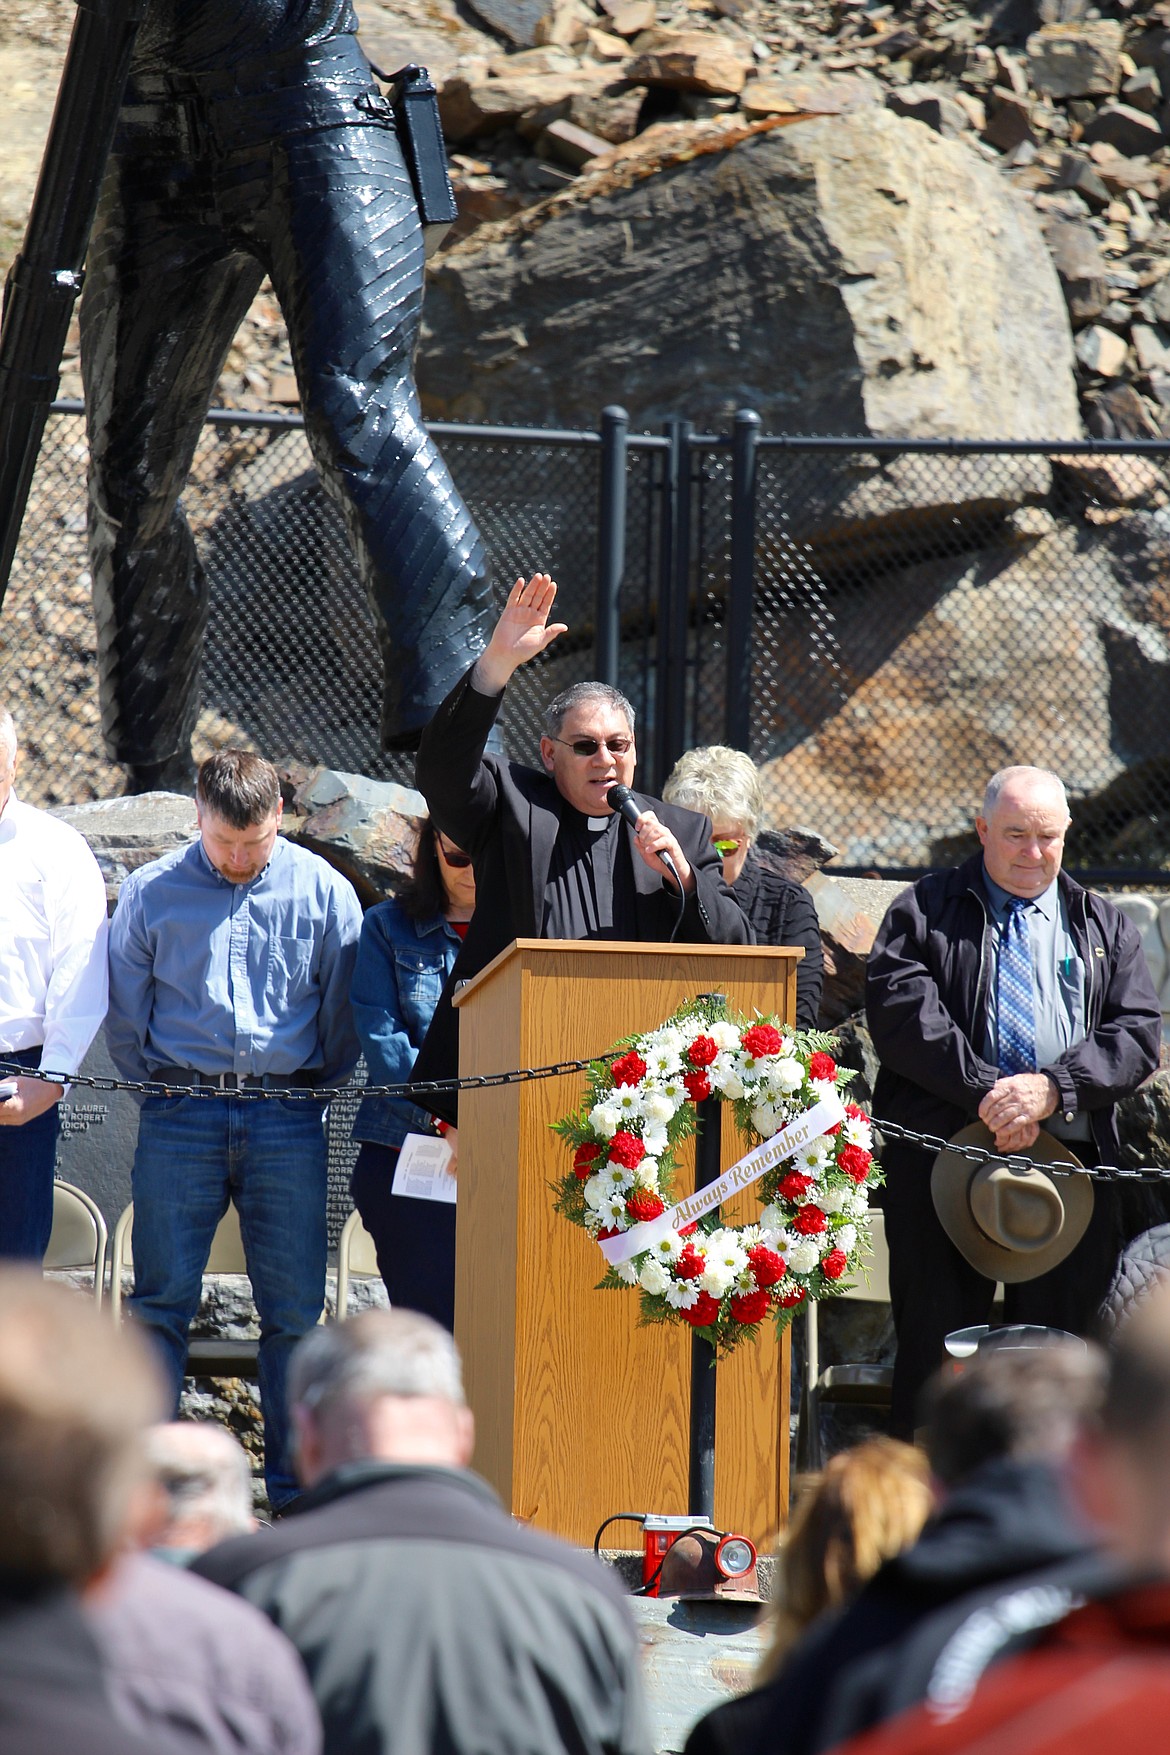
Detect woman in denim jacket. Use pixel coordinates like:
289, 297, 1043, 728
350, 820, 474, 1327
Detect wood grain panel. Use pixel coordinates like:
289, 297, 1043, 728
455, 942, 796, 1546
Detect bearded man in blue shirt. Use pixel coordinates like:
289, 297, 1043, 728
107, 750, 362, 1509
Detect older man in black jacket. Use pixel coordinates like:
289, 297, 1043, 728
195, 1308, 651, 1755
411, 572, 752, 1131
867, 765, 1161, 1435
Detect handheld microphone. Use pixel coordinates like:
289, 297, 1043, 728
606, 785, 683, 895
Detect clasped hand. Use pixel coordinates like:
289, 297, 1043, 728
977, 1072, 1057, 1153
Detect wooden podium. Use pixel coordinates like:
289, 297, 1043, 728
452, 940, 800, 1548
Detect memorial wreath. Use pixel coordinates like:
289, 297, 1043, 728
553, 997, 883, 1354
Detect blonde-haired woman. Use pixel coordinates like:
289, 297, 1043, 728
664, 745, 824, 1027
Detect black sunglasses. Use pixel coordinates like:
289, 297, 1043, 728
550, 736, 633, 757
437, 842, 473, 868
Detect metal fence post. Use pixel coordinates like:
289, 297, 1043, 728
725, 409, 760, 752
594, 405, 628, 687
654, 415, 692, 793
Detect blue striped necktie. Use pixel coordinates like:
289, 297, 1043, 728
997, 897, 1036, 1075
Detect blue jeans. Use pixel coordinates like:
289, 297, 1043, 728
129, 1093, 328, 1508
0, 1047, 60, 1262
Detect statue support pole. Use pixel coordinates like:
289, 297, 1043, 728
0, 0, 145, 607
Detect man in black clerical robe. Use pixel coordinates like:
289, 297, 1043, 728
411, 573, 753, 1132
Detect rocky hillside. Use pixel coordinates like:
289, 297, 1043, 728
5, 0, 1170, 434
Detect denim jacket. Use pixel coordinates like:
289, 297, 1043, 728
350, 900, 463, 1150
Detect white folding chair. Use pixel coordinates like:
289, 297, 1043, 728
336, 1207, 382, 1318
45, 1179, 109, 1307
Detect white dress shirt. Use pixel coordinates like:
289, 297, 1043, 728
0, 794, 109, 1079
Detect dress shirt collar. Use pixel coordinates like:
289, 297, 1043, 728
982, 864, 1060, 922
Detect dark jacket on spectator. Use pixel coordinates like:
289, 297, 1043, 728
683, 1459, 1100, 1755
829, 1580, 1170, 1755
89, 1552, 321, 1755
0, 1575, 194, 1755
194, 1461, 652, 1755
867, 854, 1161, 1162
732, 849, 824, 1029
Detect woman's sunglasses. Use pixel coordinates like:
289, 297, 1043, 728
437, 843, 473, 868
550, 736, 633, 757
712, 837, 743, 856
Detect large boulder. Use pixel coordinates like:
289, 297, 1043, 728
756, 512, 1170, 867
419, 109, 1082, 444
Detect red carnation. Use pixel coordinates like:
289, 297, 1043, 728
626, 1189, 665, 1223
681, 1291, 721, 1327
687, 1035, 718, 1068
748, 1244, 785, 1289
792, 1205, 828, 1236
608, 1131, 646, 1169
597, 1226, 620, 1241
683, 1071, 712, 1103
573, 1142, 601, 1180
777, 1171, 814, 1202
808, 1052, 838, 1083
838, 1143, 873, 1184
825, 1122, 842, 1136
678, 1221, 699, 1237
730, 1289, 770, 1325
846, 1102, 868, 1122
611, 1050, 647, 1088
675, 1244, 705, 1281
741, 1023, 784, 1059
821, 1249, 848, 1280
780, 1287, 806, 1309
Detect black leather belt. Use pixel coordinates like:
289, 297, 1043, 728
153, 1068, 317, 1090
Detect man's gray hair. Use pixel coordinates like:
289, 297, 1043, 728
290, 1309, 466, 1419
0, 710, 16, 763
982, 766, 1069, 820
542, 682, 635, 741
663, 745, 763, 843
145, 1422, 254, 1541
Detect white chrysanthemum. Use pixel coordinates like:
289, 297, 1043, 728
738, 1224, 761, 1249
699, 1261, 736, 1297
665, 1280, 700, 1310
786, 1238, 821, 1275
711, 1055, 745, 1100
644, 1043, 684, 1079
843, 1116, 873, 1148
651, 1229, 683, 1263
705, 1230, 749, 1278
601, 1161, 634, 1192
819, 1186, 849, 1214
835, 1224, 858, 1256
633, 1158, 660, 1189
642, 1126, 669, 1159
768, 1058, 804, 1094
677, 1015, 706, 1044
639, 1258, 672, 1296
616, 1258, 639, 1285
589, 1101, 621, 1139
750, 1102, 779, 1137
849, 1187, 870, 1217
809, 1077, 838, 1101
601, 1193, 630, 1227
759, 1204, 790, 1240
710, 1019, 741, 1050
583, 1175, 608, 1211
734, 1267, 756, 1294
611, 1087, 646, 1122
642, 1090, 676, 1128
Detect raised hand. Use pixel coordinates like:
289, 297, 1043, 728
473, 573, 568, 693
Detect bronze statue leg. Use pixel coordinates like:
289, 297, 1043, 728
259, 118, 491, 749
81, 117, 264, 778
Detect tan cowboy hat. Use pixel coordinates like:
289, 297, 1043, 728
931, 1123, 1094, 1283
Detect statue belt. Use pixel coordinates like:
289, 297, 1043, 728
119, 80, 395, 158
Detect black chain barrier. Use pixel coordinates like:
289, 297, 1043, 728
6, 1057, 1170, 1186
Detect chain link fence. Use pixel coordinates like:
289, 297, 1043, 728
6, 405, 1170, 879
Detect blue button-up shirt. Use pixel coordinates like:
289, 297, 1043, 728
107, 835, 362, 1087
